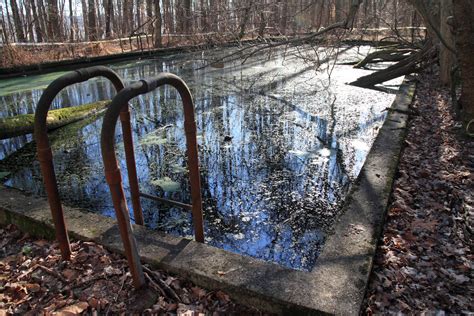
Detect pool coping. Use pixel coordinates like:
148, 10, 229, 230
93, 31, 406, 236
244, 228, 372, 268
0, 79, 415, 314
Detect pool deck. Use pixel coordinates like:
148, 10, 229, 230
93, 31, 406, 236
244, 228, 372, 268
0, 80, 415, 315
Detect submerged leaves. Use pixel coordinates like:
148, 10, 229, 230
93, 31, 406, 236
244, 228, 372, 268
150, 177, 181, 192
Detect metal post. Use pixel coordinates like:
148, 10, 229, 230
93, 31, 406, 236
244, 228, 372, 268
120, 107, 144, 225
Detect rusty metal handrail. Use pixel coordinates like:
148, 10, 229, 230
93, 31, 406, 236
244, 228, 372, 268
34, 66, 144, 261
101, 73, 204, 288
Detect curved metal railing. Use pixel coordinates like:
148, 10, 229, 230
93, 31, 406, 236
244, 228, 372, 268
34, 66, 143, 260
100, 73, 204, 288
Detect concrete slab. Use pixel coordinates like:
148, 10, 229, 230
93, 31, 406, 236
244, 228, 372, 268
0, 80, 415, 315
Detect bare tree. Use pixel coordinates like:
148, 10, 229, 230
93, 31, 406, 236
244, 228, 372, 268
10, 0, 25, 42
30, 0, 44, 42
88, 0, 98, 40
105, 0, 113, 38
123, 0, 133, 35
453, 0, 474, 124
154, 0, 162, 47
47, 0, 62, 41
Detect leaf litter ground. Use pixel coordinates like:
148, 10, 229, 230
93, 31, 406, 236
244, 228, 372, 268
0, 224, 267, 315
364, 68, 473, 314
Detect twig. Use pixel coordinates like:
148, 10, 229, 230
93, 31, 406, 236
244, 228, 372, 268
143, 266, 182, 303
144, 272, 168, 299
105, 272, 127, 316
72, 275, 107, 289
19, 264, 67, 283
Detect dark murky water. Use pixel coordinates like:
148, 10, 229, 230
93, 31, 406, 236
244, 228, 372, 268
0, 45, 402, 270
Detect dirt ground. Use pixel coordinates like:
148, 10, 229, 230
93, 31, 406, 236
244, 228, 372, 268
364, 68, 473, 314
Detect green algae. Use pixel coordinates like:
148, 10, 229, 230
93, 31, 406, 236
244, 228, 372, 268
0, 71, 68, 97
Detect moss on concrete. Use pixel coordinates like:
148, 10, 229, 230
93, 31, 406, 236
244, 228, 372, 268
0, 209, 56, 240
0, 100, 110, 140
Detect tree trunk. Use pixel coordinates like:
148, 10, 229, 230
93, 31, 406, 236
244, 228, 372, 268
31, 0, 44, 42
439, 0, 455, 85
163, 0, 172, 34
350, 42, 437, 88
97, 0, 105, 39
88, 0, 98, 40
80, 0, 89, 40
105, 0, 113, 38
24, 0, 35, 41
1, 5, 12, 43
453, 0, 474, 124
5, 1, 15, 42
136, 0, 142, 28
146, 0, 153, 34
354, 48, 416, 68
47, 0, 62, 41
10, 0, 26, 42
200, 0, 207, 31
258, 10, 266, 38
335, 0, 346, 22
154, 0, 162, 47
0, 100, 110, 140
123, 0, 133, 35
37, 0, 49, 40
183, 0, 191, 33
281, 0, 288, 34
238, 2, 252, 39
68, 0, 74, 41
209, 0, 217, 32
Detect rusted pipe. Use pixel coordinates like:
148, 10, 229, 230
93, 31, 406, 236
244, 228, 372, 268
120, 107, 144, 225
34, 66, 144, 260
139, 192, 193, 210
101, 74, 205, 288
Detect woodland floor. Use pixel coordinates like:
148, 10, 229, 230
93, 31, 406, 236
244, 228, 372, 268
0, 225, 265, 315
364, 68, 473, 314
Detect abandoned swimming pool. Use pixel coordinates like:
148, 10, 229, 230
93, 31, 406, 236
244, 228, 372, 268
0, 45, 403, 271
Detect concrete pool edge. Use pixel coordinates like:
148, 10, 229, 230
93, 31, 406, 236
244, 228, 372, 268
0, 79, 415, 314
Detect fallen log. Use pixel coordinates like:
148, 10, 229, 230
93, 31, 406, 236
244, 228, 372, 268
350, 42, 436, 88
354, 48, 416, 68
0, 100, 110, 140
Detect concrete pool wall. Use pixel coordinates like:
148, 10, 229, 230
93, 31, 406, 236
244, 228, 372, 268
0, 79, 415, 314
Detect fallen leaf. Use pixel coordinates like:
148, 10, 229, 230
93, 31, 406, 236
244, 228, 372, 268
25, 283, 40, 293
55, 301, 89, 315
62, 269, 78, 281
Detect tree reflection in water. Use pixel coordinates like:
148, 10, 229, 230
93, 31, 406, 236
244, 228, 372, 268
0, 45, 402, 270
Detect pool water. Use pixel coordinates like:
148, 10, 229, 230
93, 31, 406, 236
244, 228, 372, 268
0, 45, 402, 270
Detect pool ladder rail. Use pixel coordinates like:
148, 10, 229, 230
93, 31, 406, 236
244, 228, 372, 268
34, 67, 204, 289
34, 66, 140, 260
100, 73, 204, 288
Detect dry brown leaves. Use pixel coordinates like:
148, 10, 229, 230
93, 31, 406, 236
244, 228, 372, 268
365, 69, 473, 314
0, 225, 265, 315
